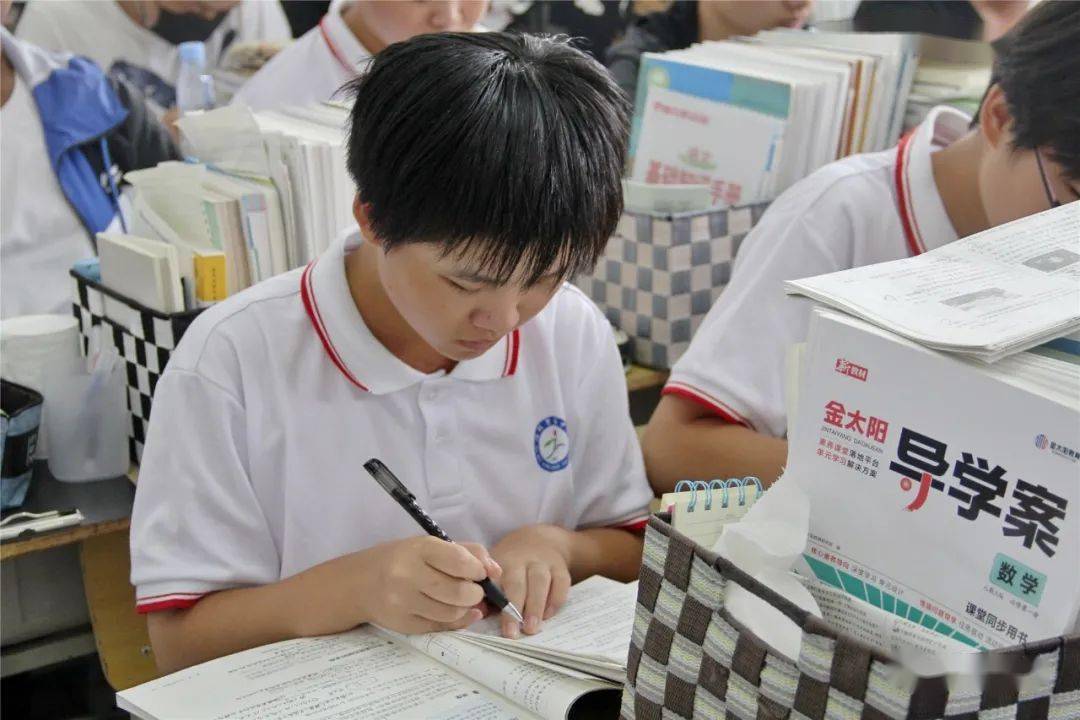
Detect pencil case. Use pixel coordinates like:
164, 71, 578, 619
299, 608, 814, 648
1, 380, 44, 509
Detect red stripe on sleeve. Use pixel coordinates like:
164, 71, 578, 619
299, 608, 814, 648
661, 383, 754, 430
136, 595, 205, 614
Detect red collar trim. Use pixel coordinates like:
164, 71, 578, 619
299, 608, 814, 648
319, 16, 356, 76
300, 261, 369, 391
502, 329, 521, 377
893, 130, 927, 257
301, 260, 520, 388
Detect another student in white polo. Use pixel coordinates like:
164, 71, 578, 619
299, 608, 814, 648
233, 0, 487, 111
131, 32, 652, 675
642, 0, 1080, 493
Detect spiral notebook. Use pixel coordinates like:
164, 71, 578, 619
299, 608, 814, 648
658, 478, 764, 548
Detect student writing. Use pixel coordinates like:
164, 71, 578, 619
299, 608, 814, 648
130, 32, 654, 675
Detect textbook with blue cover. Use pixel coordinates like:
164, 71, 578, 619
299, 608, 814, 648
630, 53, 790, 208
629, 33, 918, 208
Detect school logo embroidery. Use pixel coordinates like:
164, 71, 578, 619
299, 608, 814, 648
534, 416, 570, 472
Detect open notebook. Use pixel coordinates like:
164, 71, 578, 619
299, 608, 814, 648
117, 576, 636, 720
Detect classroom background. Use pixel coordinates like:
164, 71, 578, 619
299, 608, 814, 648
1, 1, 1072, 719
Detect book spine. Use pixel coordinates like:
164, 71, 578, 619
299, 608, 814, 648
194, 253, 228, 306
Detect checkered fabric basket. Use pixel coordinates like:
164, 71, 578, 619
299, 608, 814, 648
622, 514, 1080, 720
70, 270, 203, 465
576, 203, 770, 369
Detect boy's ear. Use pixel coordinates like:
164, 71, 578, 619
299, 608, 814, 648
978, 84, 1012, 150
352, 194, 383, 249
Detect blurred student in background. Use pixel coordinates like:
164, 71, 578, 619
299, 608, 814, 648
606, 0, 812, 101
15, 0, 290, 115
853, 0, 1032, 42
0, 0, 179, 318
234, 0, 488, 111
642, 0, 1080, 493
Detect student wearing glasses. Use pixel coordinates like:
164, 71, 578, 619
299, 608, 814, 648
642, 0, 1080, 494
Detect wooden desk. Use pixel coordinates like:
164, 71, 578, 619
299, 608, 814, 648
1, 464, 153, 690
0, 465, 135, 562
626, 364, 668, 394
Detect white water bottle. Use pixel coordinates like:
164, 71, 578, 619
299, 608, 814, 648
176, 41, 215, 114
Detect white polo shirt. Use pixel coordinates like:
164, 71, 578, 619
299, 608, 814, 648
1, 71, 94, 318
130, 235, 652, 612
233, 9, 369, 111
666, 106, 969, 438
16, 0, 290, 113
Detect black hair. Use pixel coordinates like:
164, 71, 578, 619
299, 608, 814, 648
989, 0, 1080, 180
343, 32, 631, 286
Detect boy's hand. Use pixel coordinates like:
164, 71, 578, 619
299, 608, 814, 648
490, 525, 573, 639
354, 536, 501, 635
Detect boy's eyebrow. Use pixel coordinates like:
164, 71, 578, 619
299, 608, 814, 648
450, 269, 563, 286
449, 270, 502, 285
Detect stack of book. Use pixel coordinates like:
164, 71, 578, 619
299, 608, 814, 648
904, 34, 993, 131
97, 103, 358, 314
630, 30, 918, 207
176, 102, 355, 271
783, 204, 1080, 660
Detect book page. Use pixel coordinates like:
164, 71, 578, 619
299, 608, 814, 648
785, 203, 1080, 357
397, 631, 617, 720
117, 627, 539, 720
458, 576, 638, 667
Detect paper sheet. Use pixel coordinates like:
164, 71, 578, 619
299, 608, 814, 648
785, 203, 1080, 360
399, 631, 616, 720
117, 627, 538, 720
457, 576, 637, 667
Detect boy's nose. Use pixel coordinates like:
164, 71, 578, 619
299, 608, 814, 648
429, 1, 466, 30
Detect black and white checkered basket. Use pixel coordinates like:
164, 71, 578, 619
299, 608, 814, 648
622, 514, 1080, 720
576, 203, 770, 369
70, 270, 202, 465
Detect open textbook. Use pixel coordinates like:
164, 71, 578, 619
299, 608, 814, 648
117, 576, 636, 720
785, 202, 1080, 361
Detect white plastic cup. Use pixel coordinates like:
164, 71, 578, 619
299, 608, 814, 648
43, 356, 128, 482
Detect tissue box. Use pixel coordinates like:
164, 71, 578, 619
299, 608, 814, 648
70, 271, 203, 466
621, 514, 1080, 720
576, 203, 769, 369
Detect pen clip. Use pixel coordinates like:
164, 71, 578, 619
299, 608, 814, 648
363, 459, 414, 500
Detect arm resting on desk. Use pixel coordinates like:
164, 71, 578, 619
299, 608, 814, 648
147, 537, 498, 674
642, 394, 788, 495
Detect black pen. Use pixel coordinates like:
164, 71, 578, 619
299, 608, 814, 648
364, 458, 525, 624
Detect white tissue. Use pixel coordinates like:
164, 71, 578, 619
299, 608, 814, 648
712, 478, 819, 662
0, 315, 84, 458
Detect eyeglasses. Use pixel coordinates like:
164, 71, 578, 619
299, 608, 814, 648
1035, 147, 1061, 209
